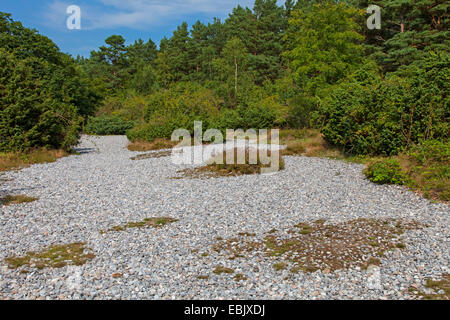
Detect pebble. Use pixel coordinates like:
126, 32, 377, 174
0, 135, 448, 300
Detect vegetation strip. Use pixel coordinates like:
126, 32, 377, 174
100, 217, 179, 233
207, 219, 426, 274
177, 147, 285, 178
0, 195, 38, 206
5, 243, 95, 270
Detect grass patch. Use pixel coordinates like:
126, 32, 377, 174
412, 274, 450, 300
130, 150, 173, 160
0, 149, 69, 172
212, 236, 263, 260
234, 273, 248, 281
263, 219, 423, 272
177, 147, 285, 178
213, 266, 234, 275
127, 139, 181, 152
273, 262, 287, 271
101, 217, 178, 233
278, 129, 344, 159
4, 243, 95, 270
208, 218, 424, 274
0, 195, 38, 206
364, 140, 449, 202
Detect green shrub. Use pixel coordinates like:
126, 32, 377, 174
286, 94, 316, 129
126, 83, 221, 142
317, 54, 449, 156
85, 115, 134, 135
210, 108, 243, 133
406, 140, 449, 201
364, 159, 408, 185
0, 13, 96, 152
408, 140, 450, 165
240, 104, 277, 129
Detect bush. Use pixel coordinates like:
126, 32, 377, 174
0, 50, 82, 152
408, 140, 449, 166
210, 108, 243, 133
240, 104, 277, 129
0, 13, 100, 152
85, 115, 134, 135
364, 159, 408, 185
127, 83, 221, 142
286, 95, 316, 129
317, 54, 449, 156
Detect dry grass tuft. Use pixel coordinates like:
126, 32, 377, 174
5, 243, 95, 270
177, 147, 285, 178
0, 149, 68, 172
101, 217, 179, 233
234, 273, 248, 281
213, 266, 234, 275
279, 129, 344, 158
0, 195, 38, 206
131, 150, 173, 160
127, 139, 180, 152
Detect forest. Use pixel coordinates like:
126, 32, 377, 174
0, 0, 448, 199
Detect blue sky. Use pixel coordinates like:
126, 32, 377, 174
1, 0, 257, 57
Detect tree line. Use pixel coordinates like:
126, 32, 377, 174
1, 0, 448, 156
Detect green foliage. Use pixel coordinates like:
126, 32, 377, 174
240, 104, 277, 129
284, 2, 366, 95
362, 0, 450, 73
0, 12, 96, 152
210, 108, 243, 133
127, 83, 221, 141
85, 115, 134, 135
408, 140, 449, 166
364, 140, 449, 201
406, 140, 449, 201
364, 159, 408, 185
318, 53, 449, 156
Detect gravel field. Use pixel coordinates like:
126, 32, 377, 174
0, 135, 448, 300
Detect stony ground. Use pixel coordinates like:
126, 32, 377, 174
0, 135, 448, 300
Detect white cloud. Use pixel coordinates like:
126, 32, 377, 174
45, 0, 256, 30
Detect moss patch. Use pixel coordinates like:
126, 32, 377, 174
273, 262, 287, 271
212, 236, 263, 260
0, 195, 38, 206
263, 219, 423, 272
234, 273, 248, 281
213, 266, 234, 275
101, 217, 179, 233
5, 243, 95, 270
411, 274, 450, 300
207, 218, 424, 274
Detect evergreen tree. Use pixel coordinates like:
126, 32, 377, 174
284, 2, 366, 95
